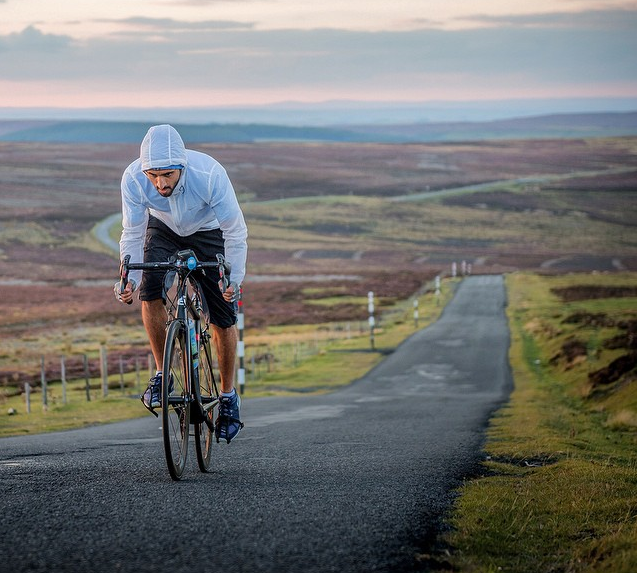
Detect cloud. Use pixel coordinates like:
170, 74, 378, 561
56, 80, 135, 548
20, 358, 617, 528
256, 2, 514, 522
159, 0, 257, 4
109, 16, 254, 32
0, 25, 71, 52
0, 8, 635, 103
459, 7, 637, 31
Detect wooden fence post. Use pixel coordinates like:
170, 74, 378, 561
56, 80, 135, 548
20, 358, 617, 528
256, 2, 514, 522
100, 345, 108, 397
135, 357, 141, 394
119, 356, 125, 394
147, 353, 153, 382
83, 353, 91, 402
25, 383, 31, 414
40, 355, 48, 410
61, 355, 67, 405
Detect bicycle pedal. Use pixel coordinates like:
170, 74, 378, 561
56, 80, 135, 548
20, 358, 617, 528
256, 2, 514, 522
140, 396, 159, 417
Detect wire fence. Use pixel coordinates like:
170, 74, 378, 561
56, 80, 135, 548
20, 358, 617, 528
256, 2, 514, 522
7, 270, 450, 414
14, 320, 375, 413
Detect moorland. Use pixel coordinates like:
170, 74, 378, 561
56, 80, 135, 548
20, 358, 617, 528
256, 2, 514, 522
0, 136, 636, 389
1, 134, 637, 572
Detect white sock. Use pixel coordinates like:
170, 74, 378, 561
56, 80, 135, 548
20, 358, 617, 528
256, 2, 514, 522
221, 388, 236, 398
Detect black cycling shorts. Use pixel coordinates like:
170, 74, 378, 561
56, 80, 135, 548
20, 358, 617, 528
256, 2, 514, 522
139, 216, 237, 328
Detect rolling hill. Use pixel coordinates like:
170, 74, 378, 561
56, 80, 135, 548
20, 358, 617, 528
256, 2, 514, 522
0, 111, 636, 143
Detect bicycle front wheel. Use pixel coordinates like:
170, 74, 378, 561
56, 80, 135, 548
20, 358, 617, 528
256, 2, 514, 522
162, 320, 191, 481
194, 336, 219, 472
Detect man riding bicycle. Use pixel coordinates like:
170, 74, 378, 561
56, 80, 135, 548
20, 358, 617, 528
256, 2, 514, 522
114, 124, 247, 443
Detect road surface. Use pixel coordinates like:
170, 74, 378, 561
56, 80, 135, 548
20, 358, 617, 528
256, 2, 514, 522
0, 275, 512, 572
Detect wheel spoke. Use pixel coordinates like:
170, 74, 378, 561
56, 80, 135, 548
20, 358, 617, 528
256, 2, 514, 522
195, 338, 219, 472
162, 321, 190, 480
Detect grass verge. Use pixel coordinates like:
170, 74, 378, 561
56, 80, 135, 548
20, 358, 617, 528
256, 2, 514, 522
442, 272, 637, 573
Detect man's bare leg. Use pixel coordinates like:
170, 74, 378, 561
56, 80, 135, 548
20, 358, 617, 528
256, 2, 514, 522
141, 299, 167, 372
211, 324, 238, 394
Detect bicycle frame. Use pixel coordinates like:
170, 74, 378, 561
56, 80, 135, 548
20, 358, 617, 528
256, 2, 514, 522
120, 249, 222, 426
120, 249, 233, 479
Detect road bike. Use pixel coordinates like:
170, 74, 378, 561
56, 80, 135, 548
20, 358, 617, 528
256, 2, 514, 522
119, 249, 230, 480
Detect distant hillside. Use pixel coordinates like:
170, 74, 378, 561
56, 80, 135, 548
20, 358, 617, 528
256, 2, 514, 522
0, 112, 636, 143
342, 112, 637, 141
0, 120, 373, 144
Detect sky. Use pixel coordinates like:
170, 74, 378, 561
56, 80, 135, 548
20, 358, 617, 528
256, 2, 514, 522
0, 0, 636, 112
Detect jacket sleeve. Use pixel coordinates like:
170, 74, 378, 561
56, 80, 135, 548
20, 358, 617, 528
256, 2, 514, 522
209, 167, 248, 286
119, 170, 148, 287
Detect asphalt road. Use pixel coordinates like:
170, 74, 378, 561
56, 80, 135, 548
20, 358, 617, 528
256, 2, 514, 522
0, 275, 512, 573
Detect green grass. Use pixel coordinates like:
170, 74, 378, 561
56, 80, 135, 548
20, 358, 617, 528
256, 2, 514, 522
0, 278, 454, 436
442, 272, 637, 573
1, 376, 149, 435
4, 270, 636, 571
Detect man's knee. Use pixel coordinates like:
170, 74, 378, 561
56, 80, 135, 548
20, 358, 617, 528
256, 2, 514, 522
141, 298, 164, 309
141, 299, 165, 322
212, 323, 238, 341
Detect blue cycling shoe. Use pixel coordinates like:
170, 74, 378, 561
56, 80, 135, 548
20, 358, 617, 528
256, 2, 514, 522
215, 392, 244, 444
141, 373, 174, 416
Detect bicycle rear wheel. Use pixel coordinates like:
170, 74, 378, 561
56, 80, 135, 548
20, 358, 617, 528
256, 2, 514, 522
194, 335, 219, 472
162, 320, 191, 480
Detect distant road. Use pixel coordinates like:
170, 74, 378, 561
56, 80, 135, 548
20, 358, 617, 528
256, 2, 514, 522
92, 212, 121, 254
0, 275, 511, 572
390, 166, 637, 202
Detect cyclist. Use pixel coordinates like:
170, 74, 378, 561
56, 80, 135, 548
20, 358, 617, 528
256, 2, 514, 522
114, 124, 247, 443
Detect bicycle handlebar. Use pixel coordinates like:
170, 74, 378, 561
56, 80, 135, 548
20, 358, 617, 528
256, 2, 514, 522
119, 250, 232, 305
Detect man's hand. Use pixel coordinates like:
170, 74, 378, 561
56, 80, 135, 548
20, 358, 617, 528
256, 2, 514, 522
222, 281, 240, 303
114, 279, 137, 304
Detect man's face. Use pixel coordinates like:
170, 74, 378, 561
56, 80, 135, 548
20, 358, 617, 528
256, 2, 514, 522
144, 169, 182, 197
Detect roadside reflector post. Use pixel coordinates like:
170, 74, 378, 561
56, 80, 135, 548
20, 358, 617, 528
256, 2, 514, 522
368, 291, 375, 350
237, 287, 245, 394
413, 299, 419, 328
435, 275, 441, 306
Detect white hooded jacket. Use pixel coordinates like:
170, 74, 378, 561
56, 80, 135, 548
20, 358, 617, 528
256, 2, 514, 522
119, 124, 248, 287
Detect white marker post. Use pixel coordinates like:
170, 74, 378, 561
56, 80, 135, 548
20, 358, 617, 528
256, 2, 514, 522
368, 291, 375, 350
237, 287, 245, 395
435, 275, 441, 306
413, 299, 419, 328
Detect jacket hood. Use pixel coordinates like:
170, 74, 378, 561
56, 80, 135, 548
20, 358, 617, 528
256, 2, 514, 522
140, 124, 187, 171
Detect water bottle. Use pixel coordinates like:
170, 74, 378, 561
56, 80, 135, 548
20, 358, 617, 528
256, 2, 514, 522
189, 318, 199, 370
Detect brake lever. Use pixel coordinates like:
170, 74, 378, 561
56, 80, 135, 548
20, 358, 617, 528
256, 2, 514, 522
119, 254, 132, 305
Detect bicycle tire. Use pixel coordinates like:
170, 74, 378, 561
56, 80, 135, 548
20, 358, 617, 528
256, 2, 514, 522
194, 335, 219, 472
162, 320, 191, 481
